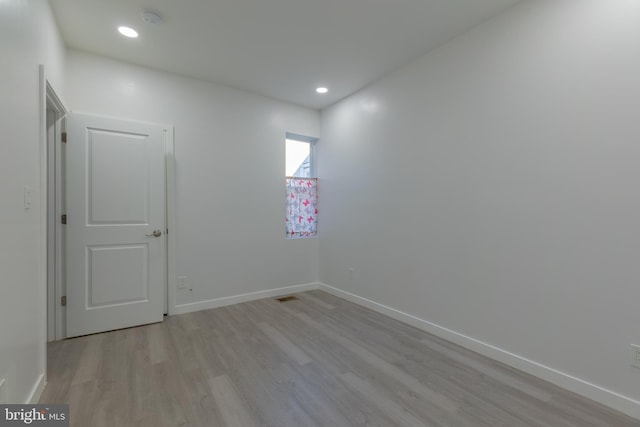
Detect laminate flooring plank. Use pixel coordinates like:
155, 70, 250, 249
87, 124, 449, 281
164, 317, 202, 374
65, 379, 99, 427
278, 301, 452, 419
257, 321, 313, 366
222, 348, 318, 426
295, 310, 460, 413
40, 338, 85, 403
187, 328, 227, 380
393, 342, 560, 425
147, 322, 170, 365
70, 333, 102, 386
296, 292, 336, 310
230, 316, 344, 426
416, 335, 627, 427
273, 301, 433, 425
128, 356, 156, 423
550, 392, 640, 427
178, 368, 228, 426
446, 369, 566, 427
342, 371, 434, 427
300, 311, 483, 426
147, 361, 193, 426
456, 392, 532, 427
199, 308, 243, 360
288, 358, 402, 427
274, 361, 359, 427
294, 296, 435, 373
201, 315, 297, 424
209, 374, 262, 427
134, 413, 173, 427
277, 304, 365, 376
420, 337, 553, 402
328, 302, 443, 361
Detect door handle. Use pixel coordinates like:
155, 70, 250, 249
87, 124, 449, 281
145, 230, 162, 237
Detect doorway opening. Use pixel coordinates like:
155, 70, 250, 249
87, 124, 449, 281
42, 73, 176, 342
42, 68, 67, 342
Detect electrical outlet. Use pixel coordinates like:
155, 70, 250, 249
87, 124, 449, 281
348, 267, 354, 280
177, 276, 188, 289
23, 185, 32, 210
631, 344, 640, 369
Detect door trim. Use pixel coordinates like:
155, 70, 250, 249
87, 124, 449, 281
165, 128, 177, 316
40, 65, 67, 345
46, 82, 66, 342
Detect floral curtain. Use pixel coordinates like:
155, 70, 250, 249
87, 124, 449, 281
286, 177, 318, 238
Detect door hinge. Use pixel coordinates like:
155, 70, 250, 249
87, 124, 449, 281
61, 214, 67, 224
61, 132, 67, 143
61, 296, 67, 306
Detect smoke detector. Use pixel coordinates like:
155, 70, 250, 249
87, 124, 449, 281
141, 10, 163, 25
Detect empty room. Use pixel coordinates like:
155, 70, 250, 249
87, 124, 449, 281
1, 0, 640, 425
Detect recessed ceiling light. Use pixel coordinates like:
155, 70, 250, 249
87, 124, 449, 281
316, 87, 329, 94
118, 26, 138, 38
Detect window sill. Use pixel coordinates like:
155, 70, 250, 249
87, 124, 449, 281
286, 235, 318, 240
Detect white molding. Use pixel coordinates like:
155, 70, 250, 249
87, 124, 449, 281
164, 127, 176, 316
173, 283, 320, 315
39, 65, 48, 375
27, 374, 46, 404
317, 283, 640, 420
53, 112, 65, 341
47, 77, 67, 342
45, 81, 68, 116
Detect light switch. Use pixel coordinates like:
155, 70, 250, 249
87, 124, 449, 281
631, 344, 640, 369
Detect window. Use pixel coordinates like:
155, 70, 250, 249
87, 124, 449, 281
286, 137, 314, 177
285, 133, 318, 238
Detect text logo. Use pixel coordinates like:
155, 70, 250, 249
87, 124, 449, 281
0, 405, 68, 427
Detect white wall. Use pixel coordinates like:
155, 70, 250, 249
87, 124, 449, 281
65, 51, 320, 310
0, 0, 66, 404
319, 0, 640, 414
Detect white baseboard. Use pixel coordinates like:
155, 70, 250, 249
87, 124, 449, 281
27, 374, 45, 404
318, 283, 640, 420
173, 282, 320, 315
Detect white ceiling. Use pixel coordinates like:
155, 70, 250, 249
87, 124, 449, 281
50, 0, 520, 110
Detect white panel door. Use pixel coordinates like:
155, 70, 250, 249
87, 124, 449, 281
66, 113, 166, 338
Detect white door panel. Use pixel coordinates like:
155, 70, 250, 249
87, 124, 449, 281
87, 245, 148, 307
88, 130, 150, 224
66, 113, 166, 338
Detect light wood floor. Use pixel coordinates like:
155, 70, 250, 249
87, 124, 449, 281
41, 290, 639, 426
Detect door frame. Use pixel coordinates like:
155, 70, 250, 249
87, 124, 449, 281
40, 71, 177, 341
40, 66, 67, 342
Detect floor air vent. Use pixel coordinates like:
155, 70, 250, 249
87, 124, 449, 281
276, 296, 298, 302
